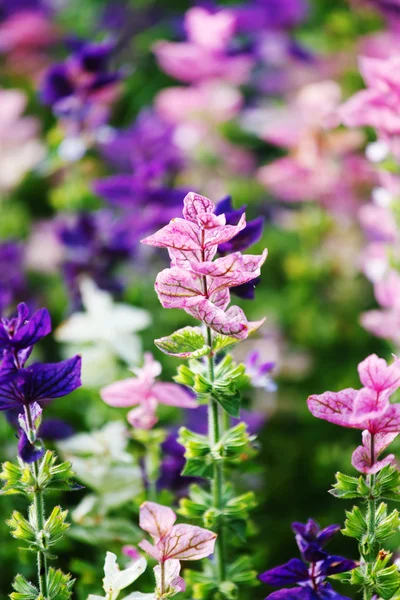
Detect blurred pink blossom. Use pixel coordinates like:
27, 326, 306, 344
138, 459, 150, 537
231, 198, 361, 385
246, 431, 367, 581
154, 6, 253, 84
0, 89, 45, 192
100, 353, 197, 429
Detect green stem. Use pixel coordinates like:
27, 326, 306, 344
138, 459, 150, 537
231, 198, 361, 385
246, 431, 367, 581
25, 406, 48, 599
206, 326, 226, 584
362, 435, 377, 600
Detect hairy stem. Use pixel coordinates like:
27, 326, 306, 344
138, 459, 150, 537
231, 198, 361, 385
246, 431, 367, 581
206, 326, 226, 583
25, 405, 48, 599
362, 435, 376, 600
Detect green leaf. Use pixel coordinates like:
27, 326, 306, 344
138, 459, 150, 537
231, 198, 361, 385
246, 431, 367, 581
10, 575, 38, 600
342, 506, 367, 539
46, 568, 74, 600
213, 334, 240, 353
374, 465, 400, 500
375, 565, 400, 600
155, 326, 210, 358
375, 504, 400, 543
329, 472, 364, 499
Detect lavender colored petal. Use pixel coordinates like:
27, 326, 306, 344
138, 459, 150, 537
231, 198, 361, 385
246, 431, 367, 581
266, 588, 316, 600
218, 217, 264, 254
18, 431, 45, 464
317, 583, 353, 600
10, 307, 51, 349
317, 525, 341, 546
39, 419, 74, 440
24, 355, 82, 402
41, 64, 74, 105
231, 276, 261, 299
259, 558, 309, 586
318, 556, 358, 577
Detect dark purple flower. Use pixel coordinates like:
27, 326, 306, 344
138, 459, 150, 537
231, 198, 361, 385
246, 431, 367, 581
259, 521, 357, 600
40, 39, 121, 134
292, 520, 340, 562
0, 241, 26, 314
57, 211, 134, 308
0, 304, 51, 367
215, 196, 264, 299
0, 354, 82, 411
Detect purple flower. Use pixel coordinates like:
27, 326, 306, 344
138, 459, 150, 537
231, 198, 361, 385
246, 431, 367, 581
233, 0, 308, 33
246, 351, 277, 392
292, 520, 340, 562
0, 241, 26, 314
0, 303, 51, 367
215, 196, 264, 299
17, 417, 74, 463
7, 403, 74, 463
57, 211, 134, 307
0, 354, 82, 411
41, 39, 121, 135
259, 521, 357, 600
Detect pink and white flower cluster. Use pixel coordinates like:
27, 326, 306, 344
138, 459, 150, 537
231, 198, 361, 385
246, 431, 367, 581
308, 353, 400, 474
141, 192, 267, 339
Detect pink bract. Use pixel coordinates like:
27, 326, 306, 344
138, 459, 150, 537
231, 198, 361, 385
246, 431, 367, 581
138, 501, 217, 564
141, 192, 266, 339
352, 431, 398, 474
308, 353, 400, 435
100, 352, 197, 429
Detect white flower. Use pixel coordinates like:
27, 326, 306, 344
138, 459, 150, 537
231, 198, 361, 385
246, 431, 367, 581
57, 422, 143, 513
88, 552, 148, 600
55, 278, 151, 386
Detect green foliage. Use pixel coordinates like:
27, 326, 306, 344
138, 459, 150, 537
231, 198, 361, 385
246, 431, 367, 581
155, 326, 210, 358
10, 575, 38, 600
1, 451, 78, 496
174, 354, 249, 417
7, 504, 69, 554
330, 466, 400, 501
178, 423, 255, 479
186, 555, 258, 599
46, 569, 74, 600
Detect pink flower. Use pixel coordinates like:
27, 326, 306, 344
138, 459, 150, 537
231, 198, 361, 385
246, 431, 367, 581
153, 7, 253, 84
361, 271, 400, 344
352, 430, 398, 474
100, 353, 197, 429
358, 204, 397, 243
341, 55, 400, 159
141, 192, 267, 339
0, 89, 45, 192
308, 353, 400, 435
138, 501, 217, 564
308, 354, 400, 473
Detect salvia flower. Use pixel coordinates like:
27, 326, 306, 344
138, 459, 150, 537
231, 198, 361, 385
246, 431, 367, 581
141, 192, 267, 339
88, 551, 147, 600
0, 302, 51, 367
100, 353, 197, 429
0, 241, 26, 314
0, 302, 81, 462
245, 350, 277, 392
41, 39, 122, 149
138, 501, 216, 596
259, 520, 357, 600
308, 353, 400, 473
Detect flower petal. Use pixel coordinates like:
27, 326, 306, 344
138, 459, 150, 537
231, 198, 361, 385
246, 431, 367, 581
358, 354, 400, 394
152, 382, 197, 408
163, 523, 217, 561
259, 558, 309, 586
307, 389, 357, 427
139, 501, 176, 540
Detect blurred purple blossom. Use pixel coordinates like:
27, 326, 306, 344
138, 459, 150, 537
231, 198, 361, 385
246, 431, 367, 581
246, 350, 277, 392
41, 39, 122, 138
215, 195, 264, 299
57, 211, 135, 308
0, 241, 26, 314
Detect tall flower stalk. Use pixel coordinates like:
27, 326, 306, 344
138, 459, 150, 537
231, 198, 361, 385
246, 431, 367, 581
307, 354, 400, 600
0, 304, 82, 600
141, 191, 267, 597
